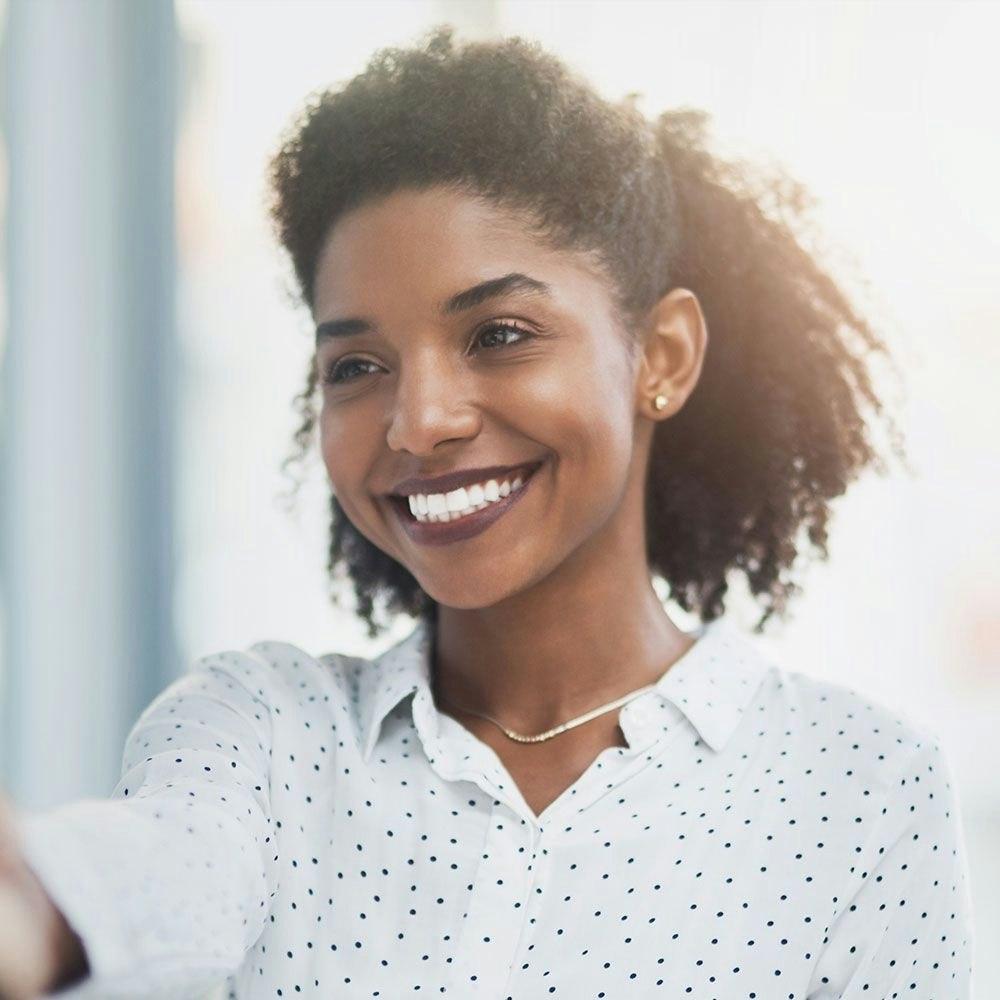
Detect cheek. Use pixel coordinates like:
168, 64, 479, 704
318, 405, 375, 510
318, 407, 343, 482
318, 407, 405, 560
529, 343, 636, 474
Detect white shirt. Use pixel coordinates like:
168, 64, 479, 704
17, 615, 975, 999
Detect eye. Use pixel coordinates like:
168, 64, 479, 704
472, 321, 533, 352
320, 321, 533, 387
321, 356, 383, 386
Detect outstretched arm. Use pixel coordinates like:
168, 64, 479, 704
7, 648, 283, 999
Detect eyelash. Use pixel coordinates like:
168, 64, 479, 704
320, 321, 534, 387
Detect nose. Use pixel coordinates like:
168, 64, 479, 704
385, 355, 481, 456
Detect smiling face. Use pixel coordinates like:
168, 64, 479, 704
312, 185, 652, 611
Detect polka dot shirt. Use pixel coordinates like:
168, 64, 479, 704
17, 616, 974, 999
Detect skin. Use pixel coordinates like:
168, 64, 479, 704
313, 186, 708, 817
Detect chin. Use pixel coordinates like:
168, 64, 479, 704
415, 565, 528, 612
421, 581, 517, 613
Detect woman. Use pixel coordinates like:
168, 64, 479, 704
1, 28, 974, 1000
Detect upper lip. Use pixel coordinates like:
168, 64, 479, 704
389, 461, 543, 497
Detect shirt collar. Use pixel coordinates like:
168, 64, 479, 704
358, 620, 435, 762
647, 617, 772, 752
357, 615, 772, 762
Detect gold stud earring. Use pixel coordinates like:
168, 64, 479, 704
653, 393, 669, 412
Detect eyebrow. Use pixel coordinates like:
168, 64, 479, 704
315, 272, 551, 344
441, 272, 550, 315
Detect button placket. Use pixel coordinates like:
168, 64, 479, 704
451, 799, 535, 991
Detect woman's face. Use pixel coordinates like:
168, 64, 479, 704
312, 186, 650, 610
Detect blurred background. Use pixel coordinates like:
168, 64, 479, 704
0, 0, 997, 988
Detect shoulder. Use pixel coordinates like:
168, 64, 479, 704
182, 622, 427, 710
169, 638, 374, 721
207, 638, 374, 699
743, 637, 946, 796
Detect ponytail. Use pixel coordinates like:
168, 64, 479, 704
645, 108, 904, 628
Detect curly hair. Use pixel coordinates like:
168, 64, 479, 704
270, 26, 905, 639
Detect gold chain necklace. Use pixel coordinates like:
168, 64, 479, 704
436, 683, 659, 744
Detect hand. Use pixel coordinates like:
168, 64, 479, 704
0, 793, 87, 1000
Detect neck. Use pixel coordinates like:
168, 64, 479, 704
431, 521, 696, 736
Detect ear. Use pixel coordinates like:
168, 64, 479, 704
635, 288, 708, 420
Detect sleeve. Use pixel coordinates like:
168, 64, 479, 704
12, 649, 282, 1000
806, 732, 976, 999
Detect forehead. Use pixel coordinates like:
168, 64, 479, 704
311, 186, 613, 320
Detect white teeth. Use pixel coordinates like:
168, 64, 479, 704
446, 487, 469, 512
403, 467, 537, 524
